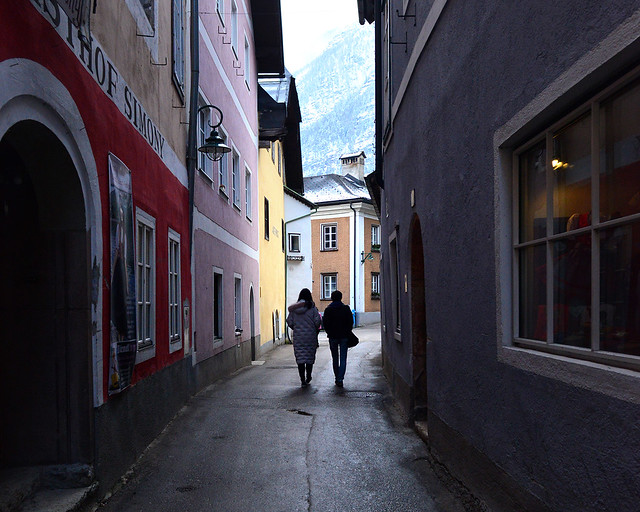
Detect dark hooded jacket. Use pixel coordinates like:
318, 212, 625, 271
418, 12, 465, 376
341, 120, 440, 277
322, 300, 353, 339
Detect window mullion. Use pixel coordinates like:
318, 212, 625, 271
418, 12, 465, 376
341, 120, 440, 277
591, 102, 601, 351
545, 132, 554, 344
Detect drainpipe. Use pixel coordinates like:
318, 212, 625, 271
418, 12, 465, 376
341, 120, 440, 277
284, 204, 317, 342
186, 0, 199, 358
187, 0, 199, 258
350, 202, 358, 326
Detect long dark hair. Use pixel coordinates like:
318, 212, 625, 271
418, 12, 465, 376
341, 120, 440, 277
297, 288, 314, 308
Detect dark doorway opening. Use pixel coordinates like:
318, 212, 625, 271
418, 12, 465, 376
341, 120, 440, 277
410, 215, 428, 424
0, 121, 92, 469
250, 287, 256, 360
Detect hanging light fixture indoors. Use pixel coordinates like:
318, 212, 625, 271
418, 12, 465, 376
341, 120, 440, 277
197, 104, 231, 161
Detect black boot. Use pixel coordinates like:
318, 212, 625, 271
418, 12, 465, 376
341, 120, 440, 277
298, 364, 307, 386
305, 364, 313, 384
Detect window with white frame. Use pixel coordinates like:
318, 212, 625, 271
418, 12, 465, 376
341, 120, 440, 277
322, 273, 337, 300
244, 35, 251, 89
136, 209, 156, 353
245, 167, 252, 220
371, 224, 380, 247
289, 233, 301, 253
171, 0, 185, 98
371, 272, 380, 295
216, 0, 224, 24
218, 129, 229, 195
231, 0, 238, 58
271, 141, 275, 163
232, 150, 240, 208
513, 72, 640, 365
321, 223, 337, 251
198, 102, 214, 179
234, 275, 242, 333
213, 268, 223, 340
168, 230, 181, 349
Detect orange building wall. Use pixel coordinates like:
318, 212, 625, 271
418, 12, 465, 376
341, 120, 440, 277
364, 217, 381, 313
312, 216, 351, 308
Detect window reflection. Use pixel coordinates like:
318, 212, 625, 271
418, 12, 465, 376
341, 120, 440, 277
553, 114, 591, 235
600, 222, 640, 355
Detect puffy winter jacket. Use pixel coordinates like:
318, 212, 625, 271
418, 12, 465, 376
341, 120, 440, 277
286, 301, 321, 364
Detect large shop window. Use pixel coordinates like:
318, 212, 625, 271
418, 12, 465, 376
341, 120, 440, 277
514, 74, 640, 367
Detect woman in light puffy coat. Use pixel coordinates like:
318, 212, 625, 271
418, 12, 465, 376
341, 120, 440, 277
286, 288, 321, 387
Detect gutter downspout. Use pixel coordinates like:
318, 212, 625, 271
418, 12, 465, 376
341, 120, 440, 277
284, 206, 318, 343
350, 202, 358, 327
375, 0, 383, 187
187, 0, 199, 357
187, 0, 199, 258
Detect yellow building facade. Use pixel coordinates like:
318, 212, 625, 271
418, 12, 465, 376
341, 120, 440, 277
258, 141, 286, 346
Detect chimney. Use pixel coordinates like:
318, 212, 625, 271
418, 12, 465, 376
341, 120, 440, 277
339, 151, 366, 181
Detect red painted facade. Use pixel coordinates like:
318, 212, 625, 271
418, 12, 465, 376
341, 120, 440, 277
1, 1, 190, 402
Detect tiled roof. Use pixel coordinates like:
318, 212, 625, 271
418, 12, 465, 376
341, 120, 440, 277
303, 174, 370, 204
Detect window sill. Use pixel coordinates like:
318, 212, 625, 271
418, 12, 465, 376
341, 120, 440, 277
499, 343, 640, 405
393, 330, 402, 342
321, 248, 338, 252
198, 168, 214, 183
136, 343, 156, 364
233, 202, 241, 213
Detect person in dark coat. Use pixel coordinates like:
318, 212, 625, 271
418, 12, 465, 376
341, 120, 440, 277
322, 290, 353, 387
286, 288, 321, 387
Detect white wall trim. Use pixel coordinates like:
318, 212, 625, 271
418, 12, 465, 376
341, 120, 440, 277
194, 207, 259, 260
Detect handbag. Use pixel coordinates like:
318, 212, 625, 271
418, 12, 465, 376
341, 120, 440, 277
347, 330, 359, 348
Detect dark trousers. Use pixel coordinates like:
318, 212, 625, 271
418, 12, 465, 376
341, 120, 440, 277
298, 363, 313, 383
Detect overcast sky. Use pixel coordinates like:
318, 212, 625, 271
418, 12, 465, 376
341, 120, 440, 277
280, 0, 359, 73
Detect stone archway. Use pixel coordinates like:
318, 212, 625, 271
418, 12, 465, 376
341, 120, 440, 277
0, 120, 92, 468
410, 215, 428, 424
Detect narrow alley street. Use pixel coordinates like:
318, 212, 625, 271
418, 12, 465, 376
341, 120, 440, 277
94, 325, 474, 512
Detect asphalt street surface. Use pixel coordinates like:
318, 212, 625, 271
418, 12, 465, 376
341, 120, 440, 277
96, 324, 471, 512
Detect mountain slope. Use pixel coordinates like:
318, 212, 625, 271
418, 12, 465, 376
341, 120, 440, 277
295, 22, 375, 177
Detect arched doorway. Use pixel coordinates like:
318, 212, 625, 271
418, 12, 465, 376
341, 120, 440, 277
410, 215, 428, 424
0, 120, 92, 468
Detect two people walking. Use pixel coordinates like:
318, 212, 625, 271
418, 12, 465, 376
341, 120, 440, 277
286, 288, 354, 388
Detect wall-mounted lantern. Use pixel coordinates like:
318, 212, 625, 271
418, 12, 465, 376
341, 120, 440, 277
197, 105, 231, 161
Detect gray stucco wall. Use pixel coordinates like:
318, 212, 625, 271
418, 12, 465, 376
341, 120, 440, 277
379, 2, 640, 510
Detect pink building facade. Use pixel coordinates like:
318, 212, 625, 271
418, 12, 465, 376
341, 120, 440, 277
192, 0, 284, 376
